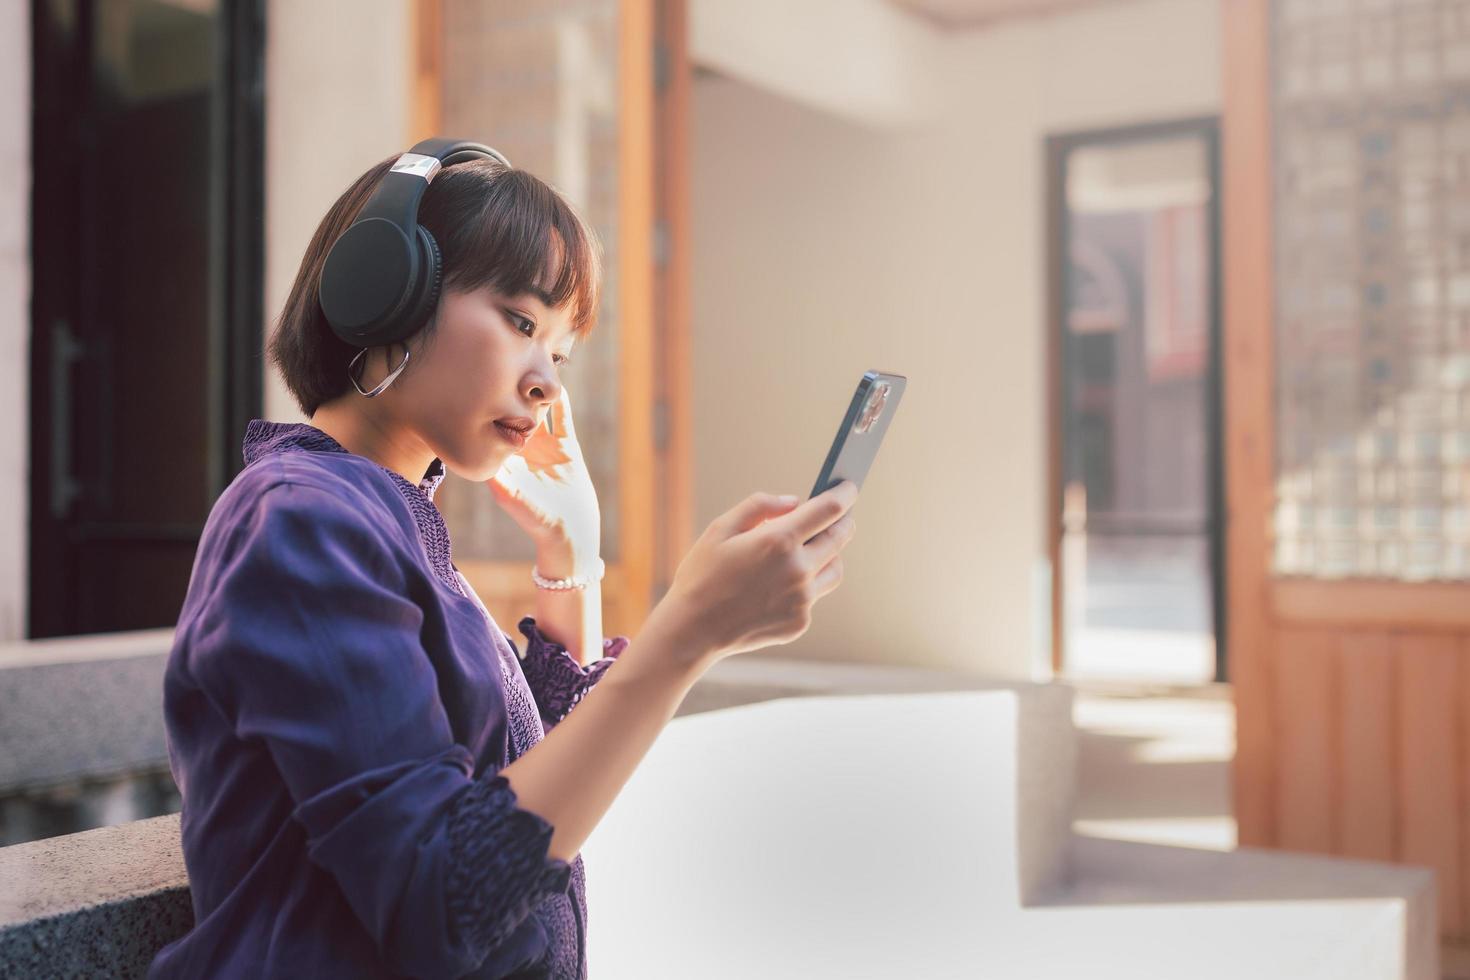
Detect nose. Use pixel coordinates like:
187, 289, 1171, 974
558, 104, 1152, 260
524, 371, 561, 410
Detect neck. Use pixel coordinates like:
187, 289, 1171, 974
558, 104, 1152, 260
309, 399, 435, 487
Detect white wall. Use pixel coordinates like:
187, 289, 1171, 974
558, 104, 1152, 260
263, 0, 412, 423
689, 0, 945, 128
0, 0, 30, 643
690, 0, 1220, 679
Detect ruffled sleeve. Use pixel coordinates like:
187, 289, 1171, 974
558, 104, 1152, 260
183, 481, 572, 978
507, 616, 630, 733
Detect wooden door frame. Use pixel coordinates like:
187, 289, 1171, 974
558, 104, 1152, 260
1222, 0, 1276, 846
1220, 1, 1470, 940
1044, 115, 1227, 682
652, 0, 694, 604
1224, 0, 1470, 852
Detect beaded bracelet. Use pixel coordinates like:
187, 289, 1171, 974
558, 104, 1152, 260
531, 556, 606, 591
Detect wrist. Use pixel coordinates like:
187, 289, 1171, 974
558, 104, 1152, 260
640, 595, 720, 674
610, 605, 713, 695
532, 556, 605, 592
534, 534, 600, 579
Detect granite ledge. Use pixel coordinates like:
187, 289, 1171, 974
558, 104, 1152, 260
0, 813, 187, 924
0, 813, 192, 978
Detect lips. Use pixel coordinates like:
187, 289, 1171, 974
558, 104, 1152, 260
494, 419, 532, 448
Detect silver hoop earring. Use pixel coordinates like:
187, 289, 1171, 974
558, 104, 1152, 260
349, 346, 410, 398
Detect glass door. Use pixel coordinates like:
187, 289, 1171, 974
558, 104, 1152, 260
1050, 120, 1224, 684
29, 0, 265, 638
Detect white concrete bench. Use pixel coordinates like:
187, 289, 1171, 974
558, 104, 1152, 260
581, 678, 1437, 979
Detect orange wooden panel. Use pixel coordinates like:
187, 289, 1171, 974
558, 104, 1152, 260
1273, 579, 1470, 632
653, 0, 694, 600
1397, 634, 1463, 936
409, 0, 443, 142
1222, 0, 1277, 847
617, 0, 657, 628
1335, 632, 1396, 861
1462, 635, 1470, 941
1274, 629, 1337, 854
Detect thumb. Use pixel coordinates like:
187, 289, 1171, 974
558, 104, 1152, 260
716, 492, 801, 537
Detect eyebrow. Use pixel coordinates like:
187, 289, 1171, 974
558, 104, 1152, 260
504, 286, 577, 346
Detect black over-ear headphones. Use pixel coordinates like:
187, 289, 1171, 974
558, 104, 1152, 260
318, 137, 512, 350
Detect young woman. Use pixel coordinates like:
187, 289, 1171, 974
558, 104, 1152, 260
148, 146, 859, 979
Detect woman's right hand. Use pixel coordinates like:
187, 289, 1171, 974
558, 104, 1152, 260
651, 481, 860, 670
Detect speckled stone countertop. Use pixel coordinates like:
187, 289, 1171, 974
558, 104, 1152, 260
0, 629, 174, 793
0, 813, 191, 978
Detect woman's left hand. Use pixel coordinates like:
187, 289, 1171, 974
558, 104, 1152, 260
487, 386, 601, 560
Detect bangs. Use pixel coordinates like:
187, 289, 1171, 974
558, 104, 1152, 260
421, 162, 603, 335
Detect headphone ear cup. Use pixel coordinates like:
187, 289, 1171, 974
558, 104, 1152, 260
402, 225, 443, 337
319, 217, 421, 347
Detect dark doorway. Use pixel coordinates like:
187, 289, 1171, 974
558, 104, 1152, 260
29, 0, 265, 638
1046, 117, 1226, 684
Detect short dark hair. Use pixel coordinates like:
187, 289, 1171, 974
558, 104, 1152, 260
268, 153, 603, 416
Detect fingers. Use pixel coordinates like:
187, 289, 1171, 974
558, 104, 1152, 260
488, 452, 528, 485
715, 492, 802, 537
801, 510, 856, 572
546, 388, 567, 437
766, 480, 859, 546
809, 551, 844, 600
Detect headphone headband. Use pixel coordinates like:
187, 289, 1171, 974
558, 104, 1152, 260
318, 138, 512, 349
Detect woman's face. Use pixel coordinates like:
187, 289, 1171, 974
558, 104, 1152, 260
395, 284, 578, 482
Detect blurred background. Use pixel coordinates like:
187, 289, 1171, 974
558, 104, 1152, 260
2, 0, 1470, 973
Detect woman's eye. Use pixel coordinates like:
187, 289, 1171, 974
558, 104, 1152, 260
513, 313, 571, 366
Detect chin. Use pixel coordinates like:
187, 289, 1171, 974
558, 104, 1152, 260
474, 452, 513, 481
441, 444, 513, 483
447, 461, 496, 484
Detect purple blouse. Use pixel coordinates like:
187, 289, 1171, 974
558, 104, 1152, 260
148, 419, 629, 979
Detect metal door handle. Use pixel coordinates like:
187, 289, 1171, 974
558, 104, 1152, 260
50, 319, 84, 520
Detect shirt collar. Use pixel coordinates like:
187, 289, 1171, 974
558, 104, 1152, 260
241, 419, 448, 501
